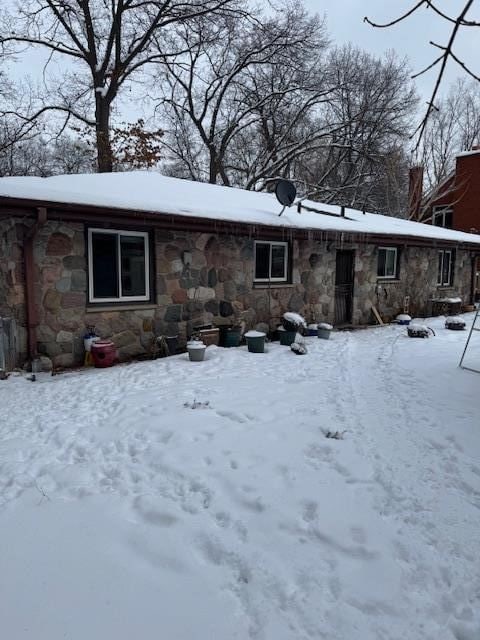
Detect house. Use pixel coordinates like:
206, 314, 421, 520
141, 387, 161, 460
1, 171, 479, 369
411, 147, 480, 300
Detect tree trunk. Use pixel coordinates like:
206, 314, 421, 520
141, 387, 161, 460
95, 95, 113, 173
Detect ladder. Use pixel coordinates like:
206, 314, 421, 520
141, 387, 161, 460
459, 306, 480, 373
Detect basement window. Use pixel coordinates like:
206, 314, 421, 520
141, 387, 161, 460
377, 247, 398, 279
254, 241, 289, 282
88, 228, 150, 303
437, 249, 454, 286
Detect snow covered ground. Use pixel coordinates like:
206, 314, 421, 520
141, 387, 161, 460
1, 314, 479, 640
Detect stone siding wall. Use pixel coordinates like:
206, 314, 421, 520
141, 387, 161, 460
352, 244, 473, 324
0, 218, 28, 362
1, 216, 476, 369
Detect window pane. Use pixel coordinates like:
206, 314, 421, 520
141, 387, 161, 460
444, 210, 453, 229
120, 235, 147, 297
92, 232, 118, 298
385, 249, 396, 277
442, 252, 451, 285
437, 252, 443, 284
377, 249, 386, 277
271, 245, 286, 279
255, 243, 270, 279
433, 213, 443, 227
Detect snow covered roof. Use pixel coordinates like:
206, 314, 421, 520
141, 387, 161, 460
1, 171, 480, 245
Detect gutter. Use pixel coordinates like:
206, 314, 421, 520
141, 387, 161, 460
24, 207, 47, 363
2, 195, 480, 251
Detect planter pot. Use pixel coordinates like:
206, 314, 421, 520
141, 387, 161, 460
307, 324, 318, 336
317, 323, 333, 340
165, 335, 178, 355
318, 328, 332, 340
187, 341, 206, 362
91, 340, 117, 368
445, 317, 466, 330
219, 325, 242, 348
280, 330, 297, 346
245, 330, 266, 353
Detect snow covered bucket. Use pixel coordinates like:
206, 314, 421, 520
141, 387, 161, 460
307, 323, 318, 336
407, 324, 433, 338
317, 323, 333, 340
187, 340, 206, 362
445, 317, 466, 330
396, 314, 411, 326
245, 330, 266, 353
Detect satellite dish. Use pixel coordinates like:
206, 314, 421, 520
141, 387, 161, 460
275, 180, 296, 207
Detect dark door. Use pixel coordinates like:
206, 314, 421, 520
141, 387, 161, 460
334, 250, 355, 325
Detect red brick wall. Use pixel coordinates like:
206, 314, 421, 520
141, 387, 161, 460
454, 151, 480, 233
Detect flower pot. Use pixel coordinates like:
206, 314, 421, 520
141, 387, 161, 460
445, 317, 466, 330
245, 330, 266, 353
317, 323, 333, 340
187, 341, 206, 361
307, 324, 318, 337
165, 335, 178, 355
280, 330, 297, 346
317, 328, 331, 340
219, 325, 242, 348
91, 340, 117, 368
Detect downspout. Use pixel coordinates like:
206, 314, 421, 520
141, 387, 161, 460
24, 207, 47, 363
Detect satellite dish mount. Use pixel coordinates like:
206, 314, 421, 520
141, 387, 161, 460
275, 180, 296, 216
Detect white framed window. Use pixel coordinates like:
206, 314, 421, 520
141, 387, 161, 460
254, 241, 289, 282
377, 247, 398, 279
88, 228, 150, 303
433, 206, 453, 228
437, 249, 454, 286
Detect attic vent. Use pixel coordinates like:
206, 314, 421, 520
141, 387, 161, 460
0, 317, 17, 372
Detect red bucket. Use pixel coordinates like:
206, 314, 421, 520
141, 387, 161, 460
91, 340, 117, 368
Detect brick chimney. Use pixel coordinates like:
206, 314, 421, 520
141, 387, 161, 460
454, 147, 480, 233
408, 165, 424, 220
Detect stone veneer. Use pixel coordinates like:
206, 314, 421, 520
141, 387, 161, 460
0, 217, 476, 369
351, 244, 473, 324
0, 219, 28, 362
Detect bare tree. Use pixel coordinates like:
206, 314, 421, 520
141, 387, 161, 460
420, 78, 480, 192
0, 134, 95, 177
365, 1, 480, 146
0, 64, 41, 172
155, 4, 334, 187
0, 0, 242, 173
292, 46, 417, 215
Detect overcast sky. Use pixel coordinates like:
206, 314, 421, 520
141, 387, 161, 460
5, 0, 480, 121
306, 0, 480, 99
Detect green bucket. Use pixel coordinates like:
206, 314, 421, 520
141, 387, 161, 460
219, 326, 242, 348
245, 331, 266, 353
279, 330, 297, 346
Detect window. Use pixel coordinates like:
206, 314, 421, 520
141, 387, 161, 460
254, 241, 289, 282
377, 247, 398, 279
433, 206, 453, 228
437, 250, 454, 286
88, 228, 150, 303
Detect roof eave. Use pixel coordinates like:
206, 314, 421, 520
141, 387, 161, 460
0, 195, 479, 251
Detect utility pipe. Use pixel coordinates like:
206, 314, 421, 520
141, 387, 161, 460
24, 207, 47, 362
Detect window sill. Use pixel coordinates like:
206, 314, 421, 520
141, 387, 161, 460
86, 303, 157, 313
253, 282, 294, 289
376, 278, 401, 283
